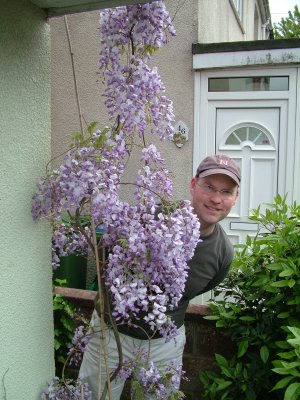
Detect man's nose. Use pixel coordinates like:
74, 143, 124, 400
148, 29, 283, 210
210, 190, 222, 202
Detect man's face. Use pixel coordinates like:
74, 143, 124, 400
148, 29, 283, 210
190, 173, 239, 229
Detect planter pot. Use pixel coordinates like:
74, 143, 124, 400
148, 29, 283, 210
53, 255, 87, 289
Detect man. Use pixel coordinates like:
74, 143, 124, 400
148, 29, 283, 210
79, 154, 240, 399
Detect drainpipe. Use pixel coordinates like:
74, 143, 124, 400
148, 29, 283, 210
261, 18, 270, 39
261, 0, 273, 38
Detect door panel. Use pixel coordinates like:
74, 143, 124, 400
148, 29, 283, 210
215, 106, 280, 244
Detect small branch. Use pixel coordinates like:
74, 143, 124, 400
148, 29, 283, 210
129, 24, 136, 56
91, 218, 113, 400
64, 16, 84, 136
1, 369, 9, 400
119, 181, 169, 204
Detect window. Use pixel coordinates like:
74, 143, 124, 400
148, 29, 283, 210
225, 126, 271, 146
208, 76, 289, 92
232, 0, 243, 19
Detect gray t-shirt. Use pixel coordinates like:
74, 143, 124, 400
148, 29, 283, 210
116, 222, 233, 339
168, 223, 233, 329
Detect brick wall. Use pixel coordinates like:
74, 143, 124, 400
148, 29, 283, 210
54, 287, 233, 399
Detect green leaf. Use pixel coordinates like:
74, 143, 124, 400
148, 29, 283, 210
54, 339, 61, 350
271, 376, 295, 391
60, 315, 74, 332
266, 263, 284, 271
271, 280, 290, 287
215, 354, 228, 367
277, 312, 290, 319
87, 121, 98, 134
272, 367, 293, 376
279, 269, 295, 277
284, 382, 300, 400
288, 279, 296, 288
277, 351, 297, 360
260, 345, 269, 363
239, 316, 256, 321
203, 315, 219, 320
237, 340, 248, 358
217, 381, 232, 391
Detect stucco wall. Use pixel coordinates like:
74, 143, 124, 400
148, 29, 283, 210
198, 0, 266, 43
0, 1, 54, 398
50, 0, 198, 201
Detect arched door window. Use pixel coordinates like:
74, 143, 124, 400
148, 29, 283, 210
222, 123, 275, 150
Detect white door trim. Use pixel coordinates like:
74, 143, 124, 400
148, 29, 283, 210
193, 47, 300, 70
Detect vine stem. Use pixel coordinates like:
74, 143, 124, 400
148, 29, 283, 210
91, 216, 113, 400
1, 369, 9, 400
64, 15, 84, 136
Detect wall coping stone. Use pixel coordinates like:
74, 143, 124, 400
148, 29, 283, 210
53, 287, 212, 316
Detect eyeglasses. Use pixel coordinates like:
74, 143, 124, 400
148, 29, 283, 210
196, 182, 236, 200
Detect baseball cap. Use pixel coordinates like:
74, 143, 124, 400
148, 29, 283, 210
196, 154, 241, 186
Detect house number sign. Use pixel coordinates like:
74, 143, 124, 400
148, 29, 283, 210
173, 121, 189, 148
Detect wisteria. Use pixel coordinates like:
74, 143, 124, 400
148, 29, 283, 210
32, 129, 126, 223
118, 346, 149, 381
52, 224, 91, 269
118, 352, 185, 399
67, 325, 92, 367
41, 377, 92, 400
136, 360, 185, 399
99, 2, 176, 139
104, 199, 200, 340
34, 1, 201, 398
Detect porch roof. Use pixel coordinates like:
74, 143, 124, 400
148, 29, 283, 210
30, 0, 153, 17
192, 39, 300, 54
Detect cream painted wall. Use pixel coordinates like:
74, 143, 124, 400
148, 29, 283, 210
198, 0, 266, 43
0, 1, 54, 398
198, 0, 244, 43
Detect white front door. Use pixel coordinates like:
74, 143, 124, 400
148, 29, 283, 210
215, 104, 280, 244
194, 67, 297, 245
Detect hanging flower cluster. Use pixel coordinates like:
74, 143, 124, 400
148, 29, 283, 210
99, 1, 176, 139
137, 360, 185, 399
67, 325, 92, 367
32, 130, 126, 223
105, 198, 199, 340
118, 351, 185, 399
51, 224, 91, 269
41, 377, 91, 400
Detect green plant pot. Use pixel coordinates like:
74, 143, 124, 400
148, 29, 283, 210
53, 255, 87, 289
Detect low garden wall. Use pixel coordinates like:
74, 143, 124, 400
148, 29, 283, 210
54, 287, 233, 399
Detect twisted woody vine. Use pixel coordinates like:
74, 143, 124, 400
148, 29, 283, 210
32, 2, 200, 399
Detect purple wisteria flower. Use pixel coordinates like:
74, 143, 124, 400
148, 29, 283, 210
52, 224, 91, 270
99, 1, 176, 139
118, 346, 149, 381
32, 129, 126, 223
67, 325, 91, 366
41, 377, 91, 400
104, 199, 200, 341
137, 360, 185, 399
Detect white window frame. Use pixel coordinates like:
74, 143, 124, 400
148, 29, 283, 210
232, 0, 243, 19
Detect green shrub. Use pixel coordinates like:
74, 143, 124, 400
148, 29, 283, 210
199, 195, 300, 399
272, 325, 300, 400
53, 279, 75, 376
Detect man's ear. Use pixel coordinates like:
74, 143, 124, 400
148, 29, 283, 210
190, 177, 197, 196
232, 187, 239, 205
